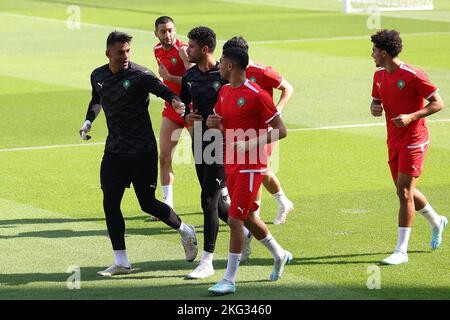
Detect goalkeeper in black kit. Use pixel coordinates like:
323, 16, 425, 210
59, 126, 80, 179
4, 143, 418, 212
79, 31, 198, 276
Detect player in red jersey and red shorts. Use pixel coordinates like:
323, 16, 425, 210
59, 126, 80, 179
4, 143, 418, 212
223, 37, 294, 227
206, 47, 292, 296
151, 16, 194, 219
222, 37, 295, 262
370, 30, 447, 265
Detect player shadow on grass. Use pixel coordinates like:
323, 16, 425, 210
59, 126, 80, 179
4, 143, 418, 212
0, 226, 190, 239
241, 251, 429, 267
0, 259, 270, 286
0, 215, 229, 239
0, 216, 145, 226
294, 251, 429, 265
0, 256, 314, 287
0, 260, 198, 286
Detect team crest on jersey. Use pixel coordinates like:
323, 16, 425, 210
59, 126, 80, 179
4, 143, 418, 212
171, 57, 177, 65
237, 97, 245, 107
249, 76, 257, 83
397, 80, 405, 90
213, 81, 222, 91
123, 80, 131, 90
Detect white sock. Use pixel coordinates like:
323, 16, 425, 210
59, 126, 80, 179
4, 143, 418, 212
272, 190, 289, 207
259, 233, 284, 260
162, 185, 173, 208
394, 227, 412, 254
418, 203, 441, 228
253, 200, 261, 219
224, 252, 241, 284
113, 250, 130, 268
201, 251, 214, 265
243, 226, 252, 239
176, 222, 192, 240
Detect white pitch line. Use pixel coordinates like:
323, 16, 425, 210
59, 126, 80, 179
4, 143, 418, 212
289, 118, 450, 132
0, 12, 154, 34
250, 31, 450, 45
1, 12, 450, 46
0, 141, 106, 152
1, 119, 448, 153
288, 122, 385, 132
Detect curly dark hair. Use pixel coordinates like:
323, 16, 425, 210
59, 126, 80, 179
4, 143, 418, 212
371, 29, 403, 57
187, 26, 216, 52
223, 36, 249, 53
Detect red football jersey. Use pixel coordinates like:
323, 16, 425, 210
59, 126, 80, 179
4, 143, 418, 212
214, 80, 280, 174
246, 61, 282, 98
153, 38, 187, 96
371, 62, 437, 149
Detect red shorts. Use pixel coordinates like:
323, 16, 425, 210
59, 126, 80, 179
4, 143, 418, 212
226, 170, 266, 221
162, 102, 189, 128
388, 141, 428, 180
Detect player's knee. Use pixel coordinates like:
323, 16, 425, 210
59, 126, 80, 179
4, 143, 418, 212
228, 217, 243, 231
144, 197, 160, 213
103, 203, 121, 218
137, 192, 158, 214
201, 196, 216, 214
102, 192, 121, 215
396, 186, 414, 202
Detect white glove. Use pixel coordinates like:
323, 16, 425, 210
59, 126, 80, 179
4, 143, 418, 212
79, 120, 92, 140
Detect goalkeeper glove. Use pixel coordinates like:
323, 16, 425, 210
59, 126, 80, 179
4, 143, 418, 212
79, 120, 92, 140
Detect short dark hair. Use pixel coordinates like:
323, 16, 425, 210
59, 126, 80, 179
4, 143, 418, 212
222, 47, 249, 70
188, 26, 216, 52
107, 31, 132, 48
371, 29, 403, 57
223, 36, 249, 53
155, 16, 174, 29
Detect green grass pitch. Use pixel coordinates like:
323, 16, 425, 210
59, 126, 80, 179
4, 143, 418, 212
0, 0, 449, 300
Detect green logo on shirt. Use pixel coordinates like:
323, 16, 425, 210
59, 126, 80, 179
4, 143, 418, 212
397, 80, 405, 90
249, 76, 257, 83
123, 80, 131, 90
213, 81, 222, 91
171, 57, 177, 65
237, 97, 245, 107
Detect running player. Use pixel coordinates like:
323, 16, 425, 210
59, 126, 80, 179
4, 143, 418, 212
222, 36, 295, 262
207, 47, 292, 295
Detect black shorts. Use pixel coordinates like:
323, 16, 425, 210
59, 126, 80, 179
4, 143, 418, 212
100, 151, 158, 191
